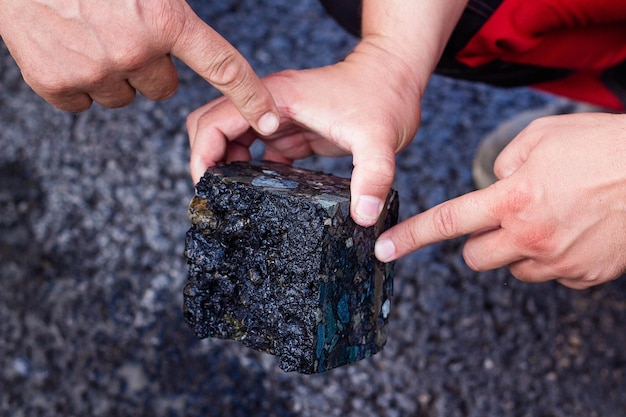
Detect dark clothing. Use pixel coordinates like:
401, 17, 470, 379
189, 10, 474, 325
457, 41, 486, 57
319, 0, 626, 110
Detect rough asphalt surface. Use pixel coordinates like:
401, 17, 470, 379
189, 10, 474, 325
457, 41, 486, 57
1, 1, 624, 416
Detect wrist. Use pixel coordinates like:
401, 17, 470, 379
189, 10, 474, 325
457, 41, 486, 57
349, 36, 427, 100
360, 0, 468, 93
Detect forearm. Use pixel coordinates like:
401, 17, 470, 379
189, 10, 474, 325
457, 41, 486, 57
360, 0, 468, 94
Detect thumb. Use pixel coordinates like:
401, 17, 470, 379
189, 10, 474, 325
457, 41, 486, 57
171, 6, 280, 136
493, 124, 542, 180
350, 143, 396, 227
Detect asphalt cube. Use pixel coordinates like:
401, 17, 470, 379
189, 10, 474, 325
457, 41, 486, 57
183, 161, 398, 373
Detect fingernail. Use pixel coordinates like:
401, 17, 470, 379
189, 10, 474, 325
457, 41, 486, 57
356, 196, 383, 223
257, 112, 279, 135
375, 239, 396, 262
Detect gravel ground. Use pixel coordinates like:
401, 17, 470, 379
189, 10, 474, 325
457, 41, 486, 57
1, 1, 624, 416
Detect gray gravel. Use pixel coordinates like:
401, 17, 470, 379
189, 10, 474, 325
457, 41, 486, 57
1, 1, 624, 416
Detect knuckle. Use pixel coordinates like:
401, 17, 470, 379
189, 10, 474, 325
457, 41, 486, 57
573, 275, 600, 289
559, 267, 610, 290
492, 180, 532, 216
186, 112, 198, 133
204, 54, 266, 115
157, 79, 179, 100
24, 76, 93, 112
62, 103, 91, 113
192, 112, 213, 135
431, 203, 462, 239
516, 227, 557, 256
144, 78, 179, 101
205, 50, 247, 90
107, 46, 146, 72
54, 96, 93, 113
398, 222, 423, 249
24, 70, 67, 96
100, 92, 136, 109
353, 150, 396, 189
550, 258, 577, 278
365, 157, 395, 185
29, 64, 104, 96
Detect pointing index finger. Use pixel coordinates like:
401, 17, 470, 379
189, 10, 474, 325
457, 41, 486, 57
375, 186, 502, 261
172, 8, 279, 136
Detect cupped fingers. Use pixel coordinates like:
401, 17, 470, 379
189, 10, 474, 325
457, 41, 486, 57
187, 97, 229, 145
43, 91, 94, 112
86, 78, 137, 109
20, 67, 95, 112
510, 260, 609, 290
187, 100, 253, 183
45, 80, 135, 111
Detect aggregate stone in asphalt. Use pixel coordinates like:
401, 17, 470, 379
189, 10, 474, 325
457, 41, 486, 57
0, 1, 624, 416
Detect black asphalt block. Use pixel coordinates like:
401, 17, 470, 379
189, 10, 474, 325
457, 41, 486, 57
183, 161, 399, 373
